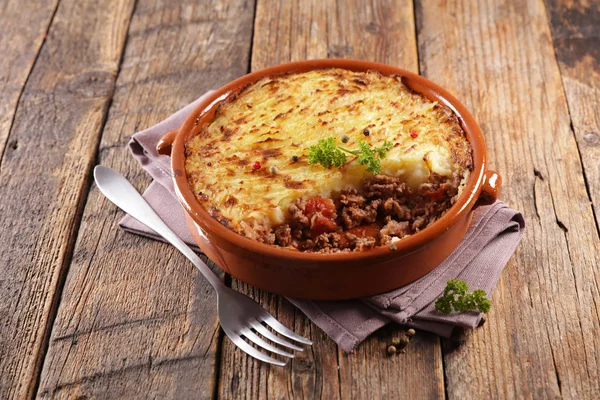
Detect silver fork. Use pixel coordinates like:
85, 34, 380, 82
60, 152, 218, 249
94, 166, 312, 366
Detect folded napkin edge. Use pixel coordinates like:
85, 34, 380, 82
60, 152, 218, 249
116, 92, 526, 353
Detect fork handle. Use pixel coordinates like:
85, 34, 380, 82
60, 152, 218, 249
94, 166, 225, 291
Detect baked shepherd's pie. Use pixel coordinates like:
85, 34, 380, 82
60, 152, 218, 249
185, 68, 473, 252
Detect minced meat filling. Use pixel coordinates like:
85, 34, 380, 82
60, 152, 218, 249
214, 173, 463, 253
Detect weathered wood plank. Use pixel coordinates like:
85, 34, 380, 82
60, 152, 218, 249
0, 0, 135, 398
416, 0, 600, 398
219, 1, 445, 399
337, 328, 444, 399
0, 0, 58, 163
37, 0, 256, 398
250, 0, 418, 70
545, 0, 600, 232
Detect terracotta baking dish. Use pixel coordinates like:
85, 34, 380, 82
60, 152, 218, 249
157, 59, 500, 300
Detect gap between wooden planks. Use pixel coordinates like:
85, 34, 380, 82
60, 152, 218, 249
0, 0, 134, 398
218, 0, 600, 399
417, 0, 600, 398
1, 0, 596, 399
545, 0, 600, 234
217, 1, 447, 400
0, 1, 60, 168
36, 0, 255, 399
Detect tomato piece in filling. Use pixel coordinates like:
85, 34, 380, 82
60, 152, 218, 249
336, 223, 381, 248
423, 187, 447, 202
346, 224, 380, 238
304, 197, 338, 235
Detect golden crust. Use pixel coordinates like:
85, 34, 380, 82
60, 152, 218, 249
185, 68, 472, 231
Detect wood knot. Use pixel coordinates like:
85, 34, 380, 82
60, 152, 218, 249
293, 357, 314, 372
365, 21, 380, 34
583, 132, 599, 146
67, 70, 114, 98
327, 44, 353, 58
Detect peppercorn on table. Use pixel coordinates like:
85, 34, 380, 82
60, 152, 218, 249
1, 0, 599, 399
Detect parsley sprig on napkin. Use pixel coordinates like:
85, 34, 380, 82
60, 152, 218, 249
435, 279, 492, 314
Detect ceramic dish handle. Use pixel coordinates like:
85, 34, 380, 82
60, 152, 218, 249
476, 170, 501, 206
157, 129, 178, 156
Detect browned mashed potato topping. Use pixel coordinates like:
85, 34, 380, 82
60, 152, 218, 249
185, 68, 473, 252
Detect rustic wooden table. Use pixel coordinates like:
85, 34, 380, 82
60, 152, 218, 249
1, 0, 599, 398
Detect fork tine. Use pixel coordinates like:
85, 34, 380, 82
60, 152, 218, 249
250, 320, 304, 351
242, 329, 295, 358
260, 315, 313, 345
225, 330, 287, 366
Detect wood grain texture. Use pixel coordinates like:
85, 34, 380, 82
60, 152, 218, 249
219, 1, 445, 399
546, 0, 600, 232
36, 0, 255, 398
0, 0, 58, 164
0, 0, 135, 398
250, 0, 418, 70
416, 0, 600, 398
337, 328, 444, 400
0, 0, 595, 398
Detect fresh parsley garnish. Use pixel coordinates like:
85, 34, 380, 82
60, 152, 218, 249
434, 279, 492, 314
307, 137, 347, 168
307, 137, 393, 174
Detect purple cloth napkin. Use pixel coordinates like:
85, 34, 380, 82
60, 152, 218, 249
119, 94, 524, 352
